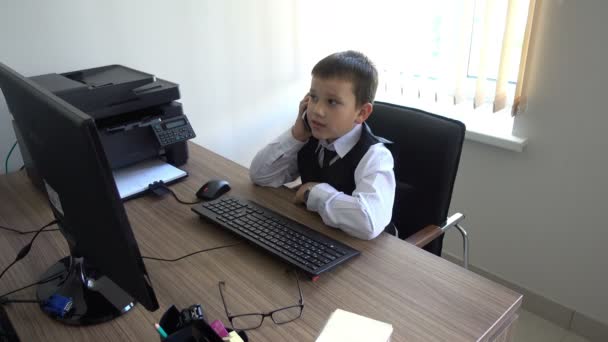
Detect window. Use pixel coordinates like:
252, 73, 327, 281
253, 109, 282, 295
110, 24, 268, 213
297, 0, 537, 147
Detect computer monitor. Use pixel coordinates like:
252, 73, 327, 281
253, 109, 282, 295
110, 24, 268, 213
0, 62, 159, 325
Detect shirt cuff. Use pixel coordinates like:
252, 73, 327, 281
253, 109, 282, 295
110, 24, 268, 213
306, 183, 338, 212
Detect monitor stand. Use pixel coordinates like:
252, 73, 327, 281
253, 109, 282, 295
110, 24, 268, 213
36, 256, 135, 326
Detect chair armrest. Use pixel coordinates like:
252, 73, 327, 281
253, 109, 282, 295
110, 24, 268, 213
404, 224, 443, 248
439, 213, 465, 232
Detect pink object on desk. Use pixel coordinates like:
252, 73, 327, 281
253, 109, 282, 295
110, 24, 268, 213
210, 320, 229, 338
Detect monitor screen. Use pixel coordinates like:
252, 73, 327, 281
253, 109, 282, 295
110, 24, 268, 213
0, 62, 159, 325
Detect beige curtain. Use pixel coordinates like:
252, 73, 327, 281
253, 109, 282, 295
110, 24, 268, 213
511, 0, 539, 116
470, 0, 539, 114
373, 0, 539, 114
454, 0, 539, 113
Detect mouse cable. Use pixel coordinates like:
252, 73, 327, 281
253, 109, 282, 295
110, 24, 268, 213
0, 220, 59, 282
141, 242, 242, 262
0, 220, 60, 235
149, 181, 201, 205
167, 187, 201, 205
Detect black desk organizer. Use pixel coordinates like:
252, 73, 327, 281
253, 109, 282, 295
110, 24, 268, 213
159, 305, 247, 342
0, 304, 19, 342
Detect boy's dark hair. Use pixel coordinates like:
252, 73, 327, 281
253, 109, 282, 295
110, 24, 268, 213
311, 50, 378, 106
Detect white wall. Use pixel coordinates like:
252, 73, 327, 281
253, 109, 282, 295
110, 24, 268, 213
2, 0, 607, 328
444, 0, 608, 325
0, 0, 307, 174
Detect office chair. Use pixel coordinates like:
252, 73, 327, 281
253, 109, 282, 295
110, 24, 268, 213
367, 101, 470, 269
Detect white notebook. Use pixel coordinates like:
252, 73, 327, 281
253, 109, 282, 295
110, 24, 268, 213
112, 159, 187, 200
316, 309, 393, 342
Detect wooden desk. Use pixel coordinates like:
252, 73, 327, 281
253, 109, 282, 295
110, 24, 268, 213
0, 142, 521, 341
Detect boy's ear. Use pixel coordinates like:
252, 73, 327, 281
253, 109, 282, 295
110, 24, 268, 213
355, 102, 373, 124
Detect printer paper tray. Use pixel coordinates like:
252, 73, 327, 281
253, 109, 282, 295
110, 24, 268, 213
113, 159, 187, 200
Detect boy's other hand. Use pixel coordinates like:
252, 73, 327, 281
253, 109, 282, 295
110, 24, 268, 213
292, 94, 311, 142
294, 182, 320, 205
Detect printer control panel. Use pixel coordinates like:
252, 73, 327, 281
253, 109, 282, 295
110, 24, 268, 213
152, 115, 196, 147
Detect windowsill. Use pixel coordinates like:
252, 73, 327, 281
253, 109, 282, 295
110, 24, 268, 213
375, 95, 528, 152
451, 104, 528, 152
464, 126, 527, 152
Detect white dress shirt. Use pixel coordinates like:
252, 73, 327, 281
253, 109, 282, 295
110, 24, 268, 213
249, 124, 395, 240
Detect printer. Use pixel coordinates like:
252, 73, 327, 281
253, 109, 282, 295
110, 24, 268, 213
13, 64, 196, 192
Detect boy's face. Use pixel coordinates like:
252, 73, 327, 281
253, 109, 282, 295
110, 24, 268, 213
307, 76, 372, 143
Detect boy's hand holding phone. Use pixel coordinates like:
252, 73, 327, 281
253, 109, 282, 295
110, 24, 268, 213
292, 94, 312, 142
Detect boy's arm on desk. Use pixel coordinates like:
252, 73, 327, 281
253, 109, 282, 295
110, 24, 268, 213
249, 129, 306, 187
305, 146, 395, 241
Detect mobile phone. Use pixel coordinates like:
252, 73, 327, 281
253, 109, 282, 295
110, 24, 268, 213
301, 111, 311, 132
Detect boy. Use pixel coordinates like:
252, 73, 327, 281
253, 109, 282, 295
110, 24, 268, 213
249, 51, 395, 240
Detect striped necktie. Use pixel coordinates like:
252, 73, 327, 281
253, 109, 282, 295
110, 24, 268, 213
322, 148, 337, 168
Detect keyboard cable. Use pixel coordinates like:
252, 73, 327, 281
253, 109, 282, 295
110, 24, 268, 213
141, 242, 242, 262
1, 241, 242, 305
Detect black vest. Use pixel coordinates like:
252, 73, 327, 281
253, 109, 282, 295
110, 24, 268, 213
297, 123, 390, 195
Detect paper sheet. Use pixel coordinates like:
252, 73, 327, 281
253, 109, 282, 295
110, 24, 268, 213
316, 309, 393, 342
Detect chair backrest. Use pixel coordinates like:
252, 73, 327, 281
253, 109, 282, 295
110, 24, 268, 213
366, 102, 465, 253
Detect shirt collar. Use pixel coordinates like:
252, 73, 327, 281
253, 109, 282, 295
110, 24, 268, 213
317, 124, 362, 158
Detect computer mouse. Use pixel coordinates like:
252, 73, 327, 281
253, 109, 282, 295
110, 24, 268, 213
196, 179, 231, 200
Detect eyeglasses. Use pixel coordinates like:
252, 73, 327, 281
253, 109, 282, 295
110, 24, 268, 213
218, 271, 304, 331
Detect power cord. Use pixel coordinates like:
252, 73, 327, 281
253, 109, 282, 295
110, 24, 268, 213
0, 298, 42, 305
0, 221, 60, 235
0, 240, 242, 306
0, 271, 64, 307
1, 215, 239, 306
141, 242, 241, 262
0, 220, 59, 282
0, 244, 243, 306
4, 141, 18, 174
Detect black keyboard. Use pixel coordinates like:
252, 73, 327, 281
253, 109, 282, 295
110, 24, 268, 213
191, 196, 360, 276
